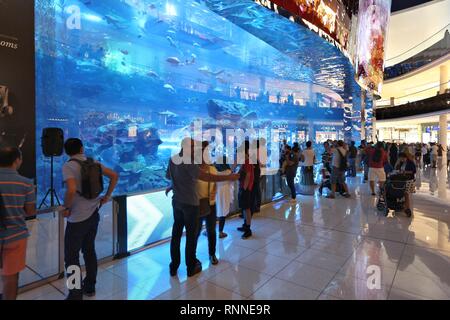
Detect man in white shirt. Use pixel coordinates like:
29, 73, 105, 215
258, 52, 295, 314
327, 140, 351, 199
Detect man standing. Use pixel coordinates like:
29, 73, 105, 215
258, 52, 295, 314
62, 138, 118, 300
327, 141, 351, 199
166, 138, 239, 277
347, 141, 358, 177
0, 147, 36, 300
321, 141, 332, 173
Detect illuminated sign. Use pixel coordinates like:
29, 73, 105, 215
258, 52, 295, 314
253, 0, 354, 58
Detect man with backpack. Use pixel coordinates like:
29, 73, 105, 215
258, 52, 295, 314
327, 140, 350, 199
62, 138, 118, 300
0, 147, 36, 300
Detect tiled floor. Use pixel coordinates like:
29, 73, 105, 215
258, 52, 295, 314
16, 174, 450, 300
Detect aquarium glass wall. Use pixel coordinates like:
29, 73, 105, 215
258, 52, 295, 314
35, 0, 348, 198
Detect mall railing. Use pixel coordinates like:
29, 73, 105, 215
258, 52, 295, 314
375, 92, 450, 120
384, 25, 450, 80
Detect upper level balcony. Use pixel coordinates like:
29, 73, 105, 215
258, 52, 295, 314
384, 27, 450, 81
375, 92, 450, 120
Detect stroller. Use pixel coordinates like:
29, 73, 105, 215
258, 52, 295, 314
377, 173, 411, 217
318, 168, 345, 196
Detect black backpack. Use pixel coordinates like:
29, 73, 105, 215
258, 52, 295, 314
337, 149, 348, 171
69, 158, 104, 200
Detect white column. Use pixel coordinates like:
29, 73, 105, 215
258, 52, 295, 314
390, 97, 395, 107
438, 113, 447, 199
440, 65, 448, 94
417, 124, 423, 143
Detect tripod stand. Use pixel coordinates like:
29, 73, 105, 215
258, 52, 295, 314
39, 155, 61, 209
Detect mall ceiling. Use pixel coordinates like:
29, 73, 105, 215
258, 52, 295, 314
203, 0, 361, 101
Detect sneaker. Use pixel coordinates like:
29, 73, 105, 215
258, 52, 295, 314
81, 281, 96, 297
241, 228, 252, 239
65, 291, 83, 300
219, 232, 228, 239
209, 255, 219, 265
83, 286, 96, 297
169, 262, 178, 277
187, 263, 202, 277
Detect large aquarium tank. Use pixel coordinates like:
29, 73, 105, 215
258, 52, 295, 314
35, 0, 347, 199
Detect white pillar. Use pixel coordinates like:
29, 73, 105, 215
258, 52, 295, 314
438, 113, 448, 199
417, 124, 423, 143
390, 97, 395, 107
440, 65, 448, 94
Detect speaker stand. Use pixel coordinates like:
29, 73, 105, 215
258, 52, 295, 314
39, 155, 61, 209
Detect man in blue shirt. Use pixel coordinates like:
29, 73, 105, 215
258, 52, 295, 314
0, 147, 36, 300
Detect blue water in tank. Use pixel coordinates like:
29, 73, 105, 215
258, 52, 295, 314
35, 0, 346, 198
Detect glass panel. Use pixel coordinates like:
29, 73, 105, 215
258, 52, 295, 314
127, 191, 174, 252
20, 212, 60, 287
95, 201, 114, 260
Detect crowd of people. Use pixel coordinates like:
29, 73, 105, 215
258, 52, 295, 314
1, 135, 447, 300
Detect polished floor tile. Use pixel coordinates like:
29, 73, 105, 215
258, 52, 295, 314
322, 273, 391, 300
296, 248, 349, 272
250, 277, 320, 300
238, 252, 292, 276
177, 281, 245, 300
275, 261, 336, 292
257, 239, 307, 260
206, 265, 272, 298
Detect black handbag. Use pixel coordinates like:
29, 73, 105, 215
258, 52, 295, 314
198, 168, 211, 218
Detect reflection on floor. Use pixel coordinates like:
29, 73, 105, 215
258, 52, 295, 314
17, 174, 450, 300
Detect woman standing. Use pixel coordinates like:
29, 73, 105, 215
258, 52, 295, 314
285, 143, 300, 202
196, 142, 219, 265
214, 157, 235, 239
395, 152, 416, 217
299, 141, 316, 195
366, 142, 388, 196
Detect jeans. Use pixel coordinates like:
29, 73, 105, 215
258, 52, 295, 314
64, 210, 100, 298
348, 158, 356, 177
197, 204, 217, 256
286, 173, 296, 199
254, 179, 263, 212
218, 217, 226, 233
170, 200, 199, 272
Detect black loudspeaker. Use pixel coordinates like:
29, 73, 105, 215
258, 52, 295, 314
41, 128, 64, 157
